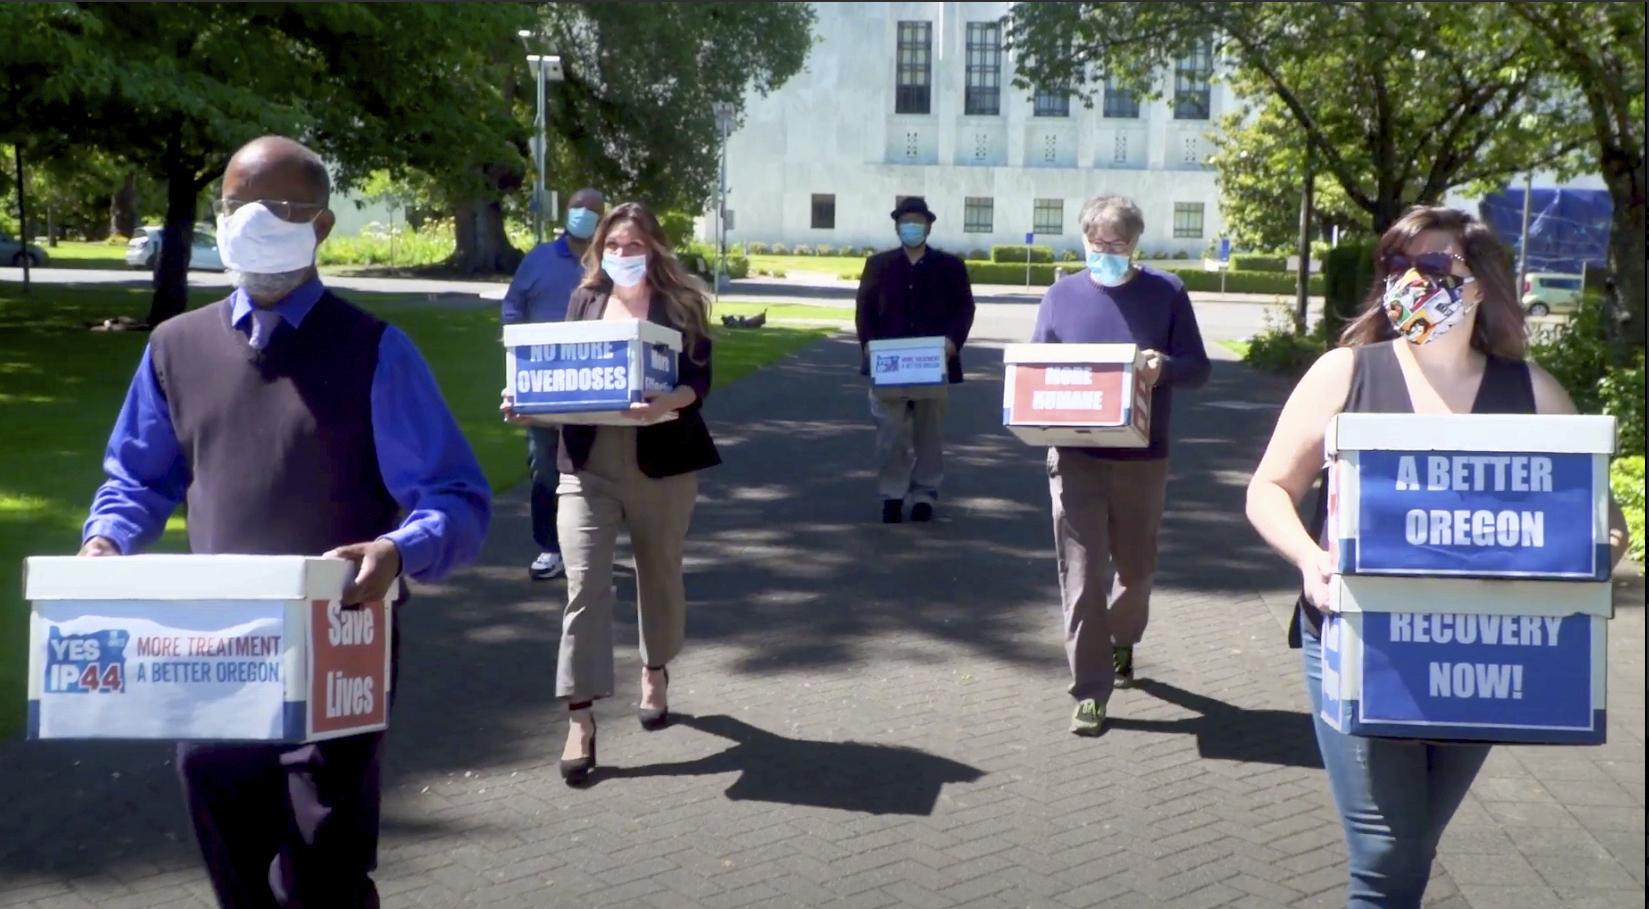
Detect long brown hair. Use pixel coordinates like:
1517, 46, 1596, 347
579, 201, 712, 361
1340, 206, 1528, 360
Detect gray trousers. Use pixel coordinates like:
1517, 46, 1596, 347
555, 426, 698, 701
868, 386, 947, 505
1048, 450, 1171, 705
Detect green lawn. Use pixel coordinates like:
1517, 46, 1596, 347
747, 254, 867, 280
1220, 340, 1251, 358
29, 240, 130, 270
0, 283, 828, 737
713, 301, 854, 322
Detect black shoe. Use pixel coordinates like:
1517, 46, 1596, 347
909, 502, 934, 522
882, 500, 903, 523
638, 666, 670, 731
559, 702, 597, 786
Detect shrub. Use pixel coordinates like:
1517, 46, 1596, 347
793, 245, 815, 256
725, 254, 749, 279
1322, 242, 1377, 343
990, 244, 1055, 263
968, 248, 990, 262
771, 243, 789, 255
770, 267, 786, 279
861, 246, 878, 257
745, 241, 769, 255
1060, 249, 1081, 263
1611, 456, 1645, 562
815, 243, 834, 257
1172, 250, 1191, 260
1232, 254, 1287, 272
1599, 348, 1646, 458
1160, 266, 1326, 296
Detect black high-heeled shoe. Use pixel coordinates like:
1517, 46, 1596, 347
638, 666, 670, 731
559, 702, 597, 786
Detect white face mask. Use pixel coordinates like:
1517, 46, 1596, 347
217, 202, 319, 275
602, 253, 648, 288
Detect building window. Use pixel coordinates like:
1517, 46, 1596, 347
811, 194, 836, 230
895, 21, 932, 115
1033, 88, 1071, 118
1033, 199, 1063, 235
964, 197, 994, 233
964, 22, 1001, 116
1173, 202, 1205, 239
1174, 40, 1213, 120
1103, 74, 1140, 119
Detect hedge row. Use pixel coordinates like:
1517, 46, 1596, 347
1230, 254, 1287, 272
990, 244, 1056, 263
954, 261, 1325, 294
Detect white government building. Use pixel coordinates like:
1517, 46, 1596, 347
700, 1, 1234, 258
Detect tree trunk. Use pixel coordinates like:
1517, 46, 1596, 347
1295, 149, 1315, 333
450, 198, 523, 274
145, 166, 200, 327
1600, 153, 1646, 353
110, 174, 140, 238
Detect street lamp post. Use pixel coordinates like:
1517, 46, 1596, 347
712, 102, 735, 301
518, 30, 564, 247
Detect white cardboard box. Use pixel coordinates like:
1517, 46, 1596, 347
24, 555, 396, 743
1321, 574, 1610, 745
1325, 413, 1616, 580
1000, 343, 1151, 447
503, 320, 682, 426
867, 336, 948, 388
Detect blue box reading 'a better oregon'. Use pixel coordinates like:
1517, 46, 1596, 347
1321, 574, 1611, 745
503, 320, 681, 426
1326, 413, 1616, 580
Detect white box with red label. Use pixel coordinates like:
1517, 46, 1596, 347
23, 555, 394, 743
1001, 343, 1152, 447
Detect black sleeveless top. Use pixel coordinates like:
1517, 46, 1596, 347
1288, 342, 1537, 647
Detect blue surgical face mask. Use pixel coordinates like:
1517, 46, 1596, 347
602, 253, 648, 288
565, 207, 599, 240
1086, 251, 1132, 286
897, 222, 928, 248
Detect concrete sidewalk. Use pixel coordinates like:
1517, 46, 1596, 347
0, 336, 1641, 909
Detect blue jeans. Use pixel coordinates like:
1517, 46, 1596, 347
1301, 626, 1490, 909
528, 427, 560, 554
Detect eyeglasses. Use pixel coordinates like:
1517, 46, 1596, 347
211, 199, 327, 223
1384, 252, 1469, 278
1085, 237, 1133, 255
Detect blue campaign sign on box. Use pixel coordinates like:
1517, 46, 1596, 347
510, 340, 676, 414
1346, 450, 1604, 579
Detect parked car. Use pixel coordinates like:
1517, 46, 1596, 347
1521, 272, 1584, 316
124, 226, 225, 272
0, 231, 49, 267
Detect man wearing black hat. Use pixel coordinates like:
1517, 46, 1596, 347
854, 196, 976, 523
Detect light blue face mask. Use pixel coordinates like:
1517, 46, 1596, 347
601, 253, 648, 288
1086, 251, 1132, 286
565, 207, 599, 240
897, 222, 928, 248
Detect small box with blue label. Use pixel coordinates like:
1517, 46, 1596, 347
503, 319, 682, 425
867, 336, 948, 390
1325, 413, 1616, 580
1320, 574, 1611, 745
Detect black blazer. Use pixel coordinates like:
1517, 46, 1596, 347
554, 286, 722, 478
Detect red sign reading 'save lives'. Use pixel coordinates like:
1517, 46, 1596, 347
1008, 364, 1127, 425
308, 598, 389, 737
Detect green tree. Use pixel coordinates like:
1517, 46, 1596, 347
1210, 96, 1368, 251
1004, 2, 1588, 236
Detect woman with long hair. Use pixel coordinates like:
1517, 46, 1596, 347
1245, 206, 1631, 907
503, 201, 721, 785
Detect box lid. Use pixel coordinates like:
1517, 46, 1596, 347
24, 555, 354, 601
867, 336, 946, 352
502, 319, 682, 351
1002, 343, 1143, 366
1331, 574, 1613, 618
1326, 413, 1617, 456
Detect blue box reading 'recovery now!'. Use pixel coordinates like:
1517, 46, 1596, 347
503, 320, 681, 426
1325, 413, 1617, 580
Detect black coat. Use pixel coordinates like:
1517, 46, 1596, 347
853, 246, 977, 384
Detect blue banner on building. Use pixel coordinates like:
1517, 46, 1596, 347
510, 340, 676, 414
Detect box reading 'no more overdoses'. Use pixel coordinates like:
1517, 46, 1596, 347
1000, 343, 1152, 448
24, 555, 395, 743
504, 320, 681, 425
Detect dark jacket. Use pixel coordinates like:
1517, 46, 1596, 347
554, 286, 722, 478
854, 246, 976, 384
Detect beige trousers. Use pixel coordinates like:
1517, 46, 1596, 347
1048, 449, 1172, 705
554, 426, 699, 701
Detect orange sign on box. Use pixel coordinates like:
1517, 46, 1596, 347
1008, 363, 1127, 425
1001, 343, 1152, 448
307, 597, 391, 739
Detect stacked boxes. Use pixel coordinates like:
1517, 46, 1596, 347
1319, 413, 1618, 744
504, 320, 682, 425
1000, 343, 1152, 448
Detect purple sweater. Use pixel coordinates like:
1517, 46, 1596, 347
1030, 266, 1210, 460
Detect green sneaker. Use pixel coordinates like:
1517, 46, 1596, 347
1114, 646, 1135, 688
1070, 698, 1106, 736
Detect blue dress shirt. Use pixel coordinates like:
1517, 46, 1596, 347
501, 235, 587, 325
83, 278, 493, 582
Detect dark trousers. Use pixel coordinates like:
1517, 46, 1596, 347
529, 426, 561, 553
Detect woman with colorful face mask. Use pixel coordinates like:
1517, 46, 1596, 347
1245, 206, 1633, 908
502, 201, 721, 786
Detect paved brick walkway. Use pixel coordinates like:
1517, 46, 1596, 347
1, 332, 1642, 909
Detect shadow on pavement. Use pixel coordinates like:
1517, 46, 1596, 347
585, 713, 983, 816
1108, 678, 1325, 770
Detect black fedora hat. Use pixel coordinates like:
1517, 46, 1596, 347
890, 196, 936, 223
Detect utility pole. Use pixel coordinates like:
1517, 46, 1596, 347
712, 102, 736, 302
1295, 145, 1314, 333
1516, 172, 1533, 298
13, 144, 28, 292
518, 30, 563, 247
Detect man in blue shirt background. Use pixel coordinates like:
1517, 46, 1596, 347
502, 187, 605, 580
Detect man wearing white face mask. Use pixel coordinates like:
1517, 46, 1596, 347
504, 188, 606, 581
78, 135, 491, 907
1029, 195, 1210, 736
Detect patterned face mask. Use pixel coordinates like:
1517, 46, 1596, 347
1382, 268, 1475, 345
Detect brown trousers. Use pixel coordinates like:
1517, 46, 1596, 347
1048, 449, 1172, 705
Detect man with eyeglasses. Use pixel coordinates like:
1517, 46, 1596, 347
77, 135, 491, 908
1030, 195, 1210, 737
502, 187, 605, 581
